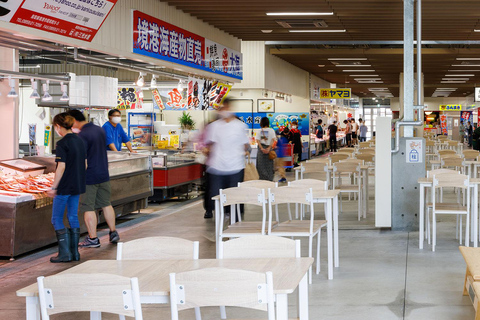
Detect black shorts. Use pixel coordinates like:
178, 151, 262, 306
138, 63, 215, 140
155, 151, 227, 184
352, 133, 357, 139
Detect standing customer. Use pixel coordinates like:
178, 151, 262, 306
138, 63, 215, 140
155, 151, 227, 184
255, 117, 277, 181
359, 119, 368, 142
103, 109, 136, 152
315, 119, 324, 156
205, 98, 250, 218
344, 120, 352, 147
328, 121, 338, 152
459, 121, 465, 144
467, 121, 473, 147
47, 113, 86, 263
291, 120, 302, 167
351, 119, 358, 146
68, 110, 120, 248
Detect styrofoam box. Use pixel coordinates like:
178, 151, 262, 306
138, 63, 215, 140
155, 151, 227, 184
0, 191, 35, 203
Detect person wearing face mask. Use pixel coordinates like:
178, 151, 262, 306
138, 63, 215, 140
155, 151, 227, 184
68, 110, 120, 248
102, 109, 135, 153
290, 120, 302, 167
46, 113, 87, 263
204, 98, 250, 219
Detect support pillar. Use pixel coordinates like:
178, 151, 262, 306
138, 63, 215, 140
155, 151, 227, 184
0, 47, 18, 160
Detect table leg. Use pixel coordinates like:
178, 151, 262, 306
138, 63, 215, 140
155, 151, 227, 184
419, 184, 425, 250
26, 297, 40, 320
364, 169, 369, 218
475, 184, 478, 248
333, 195, 339, 268
326, 170, 331, 189
215, 199, 220, 258
326, 199, 333, 280
276, 294, 288, 320
90, 312, 101, 320
298, 273, 309, 320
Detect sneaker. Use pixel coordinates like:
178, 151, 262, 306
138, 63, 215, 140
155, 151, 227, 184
109, 230, 120, 243
204, 211, 213, 219
78, 236, 100, 248
278, 178, 287, 183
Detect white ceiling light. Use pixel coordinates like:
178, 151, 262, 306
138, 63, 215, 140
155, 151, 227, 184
136, 72, 146, 87
288, 29, 346, 33
456, 58, 480, 60
445, 74, 475, 77
474, 30, 480, 32
42, 81, 52, 101
343, 70, 375, 72
354, 78, 382, 81
437, 88, 458, 91
441, 81, 467, 83
358, 81, 384, 83
7, 76, 17, 98
266, 12, 334, 16
452, 64, 480, 67
178, 79, 184, 91
318, 65, 325, 67
150, 75, 157, 88
29, 78, 40, 99
442, 78, 469, 81
349, 74, 379, 77
60, 82, 69, 101
261, 30, 273, 33
335, 65, 371, 67
328, 58, 367, 61
448, 70, 480, 72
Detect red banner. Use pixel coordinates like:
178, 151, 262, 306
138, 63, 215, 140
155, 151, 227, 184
440, 114, 448, 135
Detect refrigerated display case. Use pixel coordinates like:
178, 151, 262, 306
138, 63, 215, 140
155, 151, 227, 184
0, 152, 152, 258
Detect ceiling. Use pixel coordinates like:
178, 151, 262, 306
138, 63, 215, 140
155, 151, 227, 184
164, 0, 480, 98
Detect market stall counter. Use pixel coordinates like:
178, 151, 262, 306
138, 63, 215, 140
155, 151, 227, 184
0, 152, 152, 258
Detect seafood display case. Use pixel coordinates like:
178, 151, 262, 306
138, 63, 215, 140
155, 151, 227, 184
0, 152, 152, 258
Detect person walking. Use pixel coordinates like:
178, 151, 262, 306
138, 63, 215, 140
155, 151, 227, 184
255, 117, 277, 181
47, 113, 86, 263
328, 121, 338, 152
467, 121, 473, 147
359, 119, 368, 142
344, 119, 352, 147
68, 110, 120, 248
459, 121, 465, 144
351, 119, 358, 146
103, 109, 136, 152
204, 98, 250, 218
290, 120, 302, 167
315, 119, 324, 156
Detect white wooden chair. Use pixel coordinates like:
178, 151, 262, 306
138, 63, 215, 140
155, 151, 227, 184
329, 152, 350, 164
356, 153, 375, 165
332, 162, 363, 219
218, 187, 269, 251
116, 236, 201, 319
463, 150, 480, 161
289, 179, 328, 220
267, 187, 326, 283
295, 160, 329, 181
337, 148, 355, 156
37, 273, 143, 320
359, 141, 370, 148
431, 173, 470, 252
237, 181, 278, 223
437, 149, 456, 160
169, 268, 275, 320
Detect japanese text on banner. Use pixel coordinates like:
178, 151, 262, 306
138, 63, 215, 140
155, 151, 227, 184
319, 88, 351, 99
440, 114, 448, 135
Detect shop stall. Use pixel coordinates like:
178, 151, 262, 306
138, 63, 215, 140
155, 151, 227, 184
0, 152, 152, 258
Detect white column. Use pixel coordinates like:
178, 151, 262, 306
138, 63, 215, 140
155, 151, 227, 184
375, 117, 392, 227
0, 47, 19, 160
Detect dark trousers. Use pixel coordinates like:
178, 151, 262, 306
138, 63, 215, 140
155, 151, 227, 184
208, 169, 245, 214
203, 171, 212, 213
329, 137, 337, 152
359, 137, 366, 142
346, 133, 352, 146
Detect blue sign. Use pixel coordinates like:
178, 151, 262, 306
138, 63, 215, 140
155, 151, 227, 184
236, 112, 309, 136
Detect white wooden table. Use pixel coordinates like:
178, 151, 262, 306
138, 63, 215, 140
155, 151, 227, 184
17, 258, 313, 320
418, 177, 479, 249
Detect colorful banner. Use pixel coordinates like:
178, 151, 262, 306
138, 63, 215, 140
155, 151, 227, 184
44, 125, 51, 147
319, 88, 351, 99
205, 39, 242, 79
461, 111, 473, 124
440, 114, 448, 135
236, 112, 309, 136
439, 105, 462, 111
7, 0, 117, 42
187, 77, 204, 110
132, 10, 242, 80
208, 80, 232, 109
152, 89, 164, 110
117, 88, 140, 110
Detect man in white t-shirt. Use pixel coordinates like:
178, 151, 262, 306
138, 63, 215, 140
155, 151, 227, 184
204, 98, 250, 218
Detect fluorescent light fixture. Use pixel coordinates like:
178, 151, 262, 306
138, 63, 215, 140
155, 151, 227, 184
456, 58, 480, 60
328, 58, 367, 61
349, 74, 378, 77
441, 81, 467, 83
475, 30, 480, 32
335, 65, 371, 67
442, 78, 469, 81
448, 70, 480, 72
150, 75, 157, 88
318, 65, 325, 67
358, 81, 384, 83
343, 70, 375, 72
30, 79, 40, 99
354, 78, 382, 81
437, 88, 457, 90
453, 64, 480, 67
289, 29, 346, 33
445, 74, 475, 77
261, 30, 273, 33
266, 12, 334, 16
20, 65, 41, 69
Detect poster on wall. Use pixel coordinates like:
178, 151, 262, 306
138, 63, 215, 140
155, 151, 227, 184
439, 114, 448, 135
117, 88, 141, 110
461, 111, 473, 124
236, 112, 309, 135
6, 0, 117, 42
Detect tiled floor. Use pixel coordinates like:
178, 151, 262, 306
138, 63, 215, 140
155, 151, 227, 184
0, 162, 475, 319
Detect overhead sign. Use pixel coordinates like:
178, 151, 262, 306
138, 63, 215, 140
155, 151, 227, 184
439, 105, 462, 111
4, 0, 117, 42
475, 88, 480, 102
319, 88, 351, 99
132, 10, 242, 80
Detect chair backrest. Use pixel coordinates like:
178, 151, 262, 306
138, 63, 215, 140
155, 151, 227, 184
425, 140, 435, 147
447, 140, 459, 147
340, 158, 364, 165
267, 186, 312, 206
37, 274, 143, 320
441, 157, 464, 169
356, 153, 375, 163
117, 236, 199, 261
463, 150, 480, 160
333, 161, 360, 174
238, 180, 277, 190
289, 179, 328, 191
432, 173, 469, 189
219, 235, 300, 259
306, 158, 330, 165
440, 154, 462, 160
169, 268, 275, 320
359, 142, 370, 148
220, 187, 266, 206
337, 148, 355, 155
427, 168, 459, 178
438, 149, 456, 156
302, 161, 329, 175
360, 147, 375, 153
437, 135, 448, 140
330, 153, 350, 163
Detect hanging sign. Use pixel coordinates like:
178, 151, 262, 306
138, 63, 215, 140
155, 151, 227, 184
440, 114, 448, 135
406, 140, 423, 164
236, 112, 309, 136
7, 0, 117, 42
461, 111, 473, 124
44, 125, 51, 147
439, 105, 462, 111
152, 89, 165, 110
132, 10, 242, 80
117, 88, 139, 110
319, 88, 351, 99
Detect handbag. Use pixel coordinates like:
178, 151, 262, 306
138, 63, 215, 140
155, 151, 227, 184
244, 153, 259, 181
268, 150, 277, 160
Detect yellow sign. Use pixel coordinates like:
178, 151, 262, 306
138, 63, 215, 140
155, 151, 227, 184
44, 126, 51, 147
439, 105, 462, 111
319, 88, 351, 99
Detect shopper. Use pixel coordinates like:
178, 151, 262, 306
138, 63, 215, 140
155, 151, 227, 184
290, 120, 302, 167
68, 110, 120, 248
315, 119, 324, 156
473, 124, 480, 151
344, 119, 352, 147
359, 119, 368, 142
351, 119, 358, 146
468, 121, 473, 147
205, 98, 250, 218
460, 121, 465, 144
47, 113, 86, 263
255, 117, 277, 181
280, 127, 294, 172
103, 109, 136, 152
328, 121, 338, 152
275, 128, 289, 183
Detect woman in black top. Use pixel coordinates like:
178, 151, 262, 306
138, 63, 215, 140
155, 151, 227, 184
328, 121, 338, 152
47, 113, 87, 263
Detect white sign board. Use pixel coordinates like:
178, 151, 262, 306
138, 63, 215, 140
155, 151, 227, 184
406, 140, 423, 164
476, 87, 480, 102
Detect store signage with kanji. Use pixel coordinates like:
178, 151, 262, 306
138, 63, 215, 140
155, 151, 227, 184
132, 10, 242, 80
319, 88, 351, 99
3, 0, 117, 42
439, 105, 462, 111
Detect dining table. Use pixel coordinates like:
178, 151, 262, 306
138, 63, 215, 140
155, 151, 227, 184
17, 257, 314, 320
